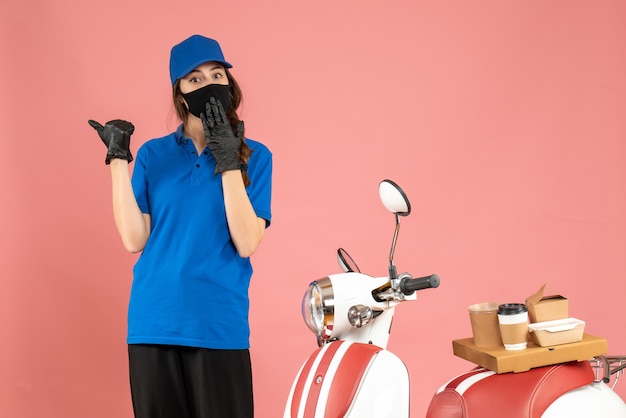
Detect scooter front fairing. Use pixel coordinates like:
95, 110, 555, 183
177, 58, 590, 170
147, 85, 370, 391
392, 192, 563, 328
284, 340, 410, 418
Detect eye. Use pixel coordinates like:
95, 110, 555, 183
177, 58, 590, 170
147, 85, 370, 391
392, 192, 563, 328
211, 68, 228, 80
189, 76, 202, 83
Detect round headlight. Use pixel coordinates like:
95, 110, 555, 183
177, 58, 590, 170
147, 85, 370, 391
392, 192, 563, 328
301, 278, 335, 339
302, 282, 324, 336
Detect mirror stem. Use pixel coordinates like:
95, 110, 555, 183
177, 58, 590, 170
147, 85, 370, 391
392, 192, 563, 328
388, 214, 401, 284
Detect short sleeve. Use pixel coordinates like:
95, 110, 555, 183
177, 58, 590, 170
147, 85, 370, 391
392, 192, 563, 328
131, 145, 150, 214
246, 141, 272, 227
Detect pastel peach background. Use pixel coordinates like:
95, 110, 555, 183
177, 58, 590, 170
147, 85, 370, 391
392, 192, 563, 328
1, 0, 625, 417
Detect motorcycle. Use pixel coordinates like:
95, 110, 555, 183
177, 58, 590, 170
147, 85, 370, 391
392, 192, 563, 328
283, 179, 626, 417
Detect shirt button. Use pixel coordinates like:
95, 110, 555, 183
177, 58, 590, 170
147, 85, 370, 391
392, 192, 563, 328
196, 164, 200, 168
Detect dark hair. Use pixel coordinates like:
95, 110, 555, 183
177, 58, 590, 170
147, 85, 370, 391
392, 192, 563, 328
173, 68, 252, 186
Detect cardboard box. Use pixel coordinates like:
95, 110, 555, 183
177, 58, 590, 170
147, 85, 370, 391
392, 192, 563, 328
528, 318, 585, 347
452, 333, 607, 373
525, 284, 568, 323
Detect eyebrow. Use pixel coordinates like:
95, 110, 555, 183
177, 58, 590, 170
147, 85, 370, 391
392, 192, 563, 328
188, 65, 224, 75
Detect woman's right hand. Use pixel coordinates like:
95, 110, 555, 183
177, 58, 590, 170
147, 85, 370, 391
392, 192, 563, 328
88, 119, 135, 165
89, 119, 149, 252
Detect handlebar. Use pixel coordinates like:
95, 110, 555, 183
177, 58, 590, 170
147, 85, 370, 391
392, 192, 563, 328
400, 274, 440, 295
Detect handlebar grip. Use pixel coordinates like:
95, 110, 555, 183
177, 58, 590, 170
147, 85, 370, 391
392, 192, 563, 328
400, 274, 440, 295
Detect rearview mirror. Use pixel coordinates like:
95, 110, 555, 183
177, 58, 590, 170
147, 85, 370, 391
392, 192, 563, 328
379, 179, 411, 216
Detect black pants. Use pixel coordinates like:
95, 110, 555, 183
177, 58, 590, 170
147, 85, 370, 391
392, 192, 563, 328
128, 344, 254, 418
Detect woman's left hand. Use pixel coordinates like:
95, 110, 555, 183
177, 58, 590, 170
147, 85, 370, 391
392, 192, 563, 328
201, 97, 243, 174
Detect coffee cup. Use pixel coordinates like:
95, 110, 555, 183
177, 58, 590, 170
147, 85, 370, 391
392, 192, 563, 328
497, 303, 529, 350
468, 302, 502, 347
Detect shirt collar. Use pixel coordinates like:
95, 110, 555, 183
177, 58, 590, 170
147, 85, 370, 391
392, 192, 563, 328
174, 124, 187, 144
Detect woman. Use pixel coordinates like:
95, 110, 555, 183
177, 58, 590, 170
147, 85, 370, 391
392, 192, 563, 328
88, 34, 272, 418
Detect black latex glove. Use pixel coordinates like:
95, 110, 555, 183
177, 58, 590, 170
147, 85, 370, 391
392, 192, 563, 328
88, 119, 135, 165
201, 97, 243, 174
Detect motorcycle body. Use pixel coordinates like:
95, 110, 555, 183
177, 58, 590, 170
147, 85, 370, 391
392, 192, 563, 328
284, 273, 421, 418
427, 361, 626, 418
284, 180, 626, 417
